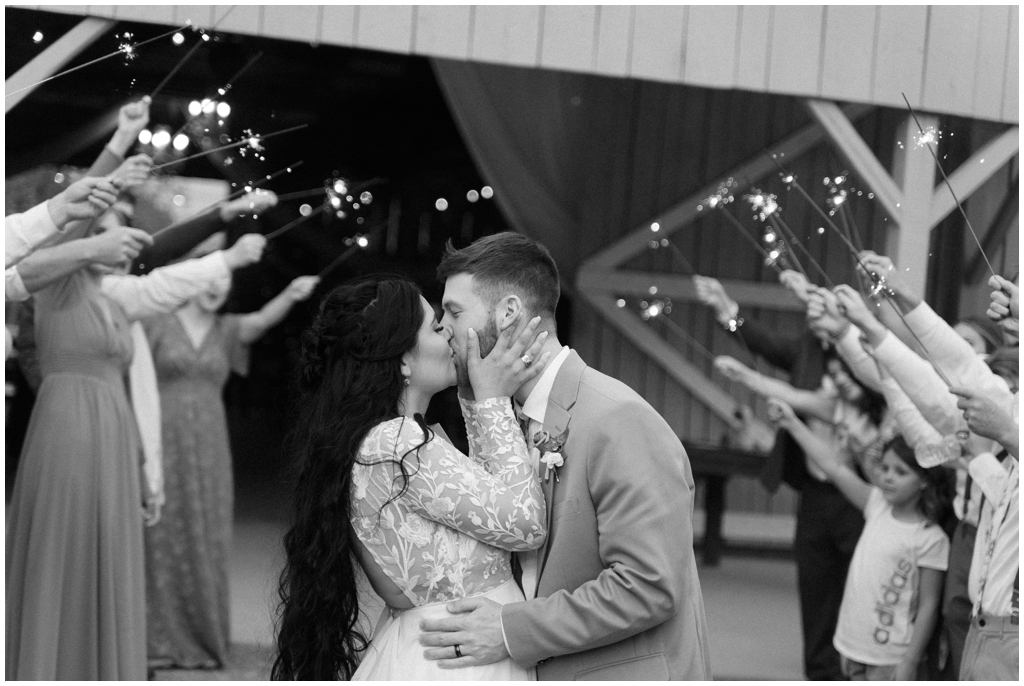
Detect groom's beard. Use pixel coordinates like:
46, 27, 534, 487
455, 316, 499, 388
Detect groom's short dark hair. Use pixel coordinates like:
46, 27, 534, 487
437, 232, 560, 317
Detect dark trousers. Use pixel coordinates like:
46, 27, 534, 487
794, 480, 864, 680
943, 520, 978, 678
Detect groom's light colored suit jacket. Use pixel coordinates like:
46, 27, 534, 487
501, 351, 712, 680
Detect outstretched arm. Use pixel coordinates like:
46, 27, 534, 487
768, 398, 871, 511
715, 354, 836, 423
236, 275, 319, 344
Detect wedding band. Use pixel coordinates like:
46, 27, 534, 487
521, 353, 533, 366
454, 644, 463, 658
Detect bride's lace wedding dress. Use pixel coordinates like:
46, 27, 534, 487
351, 397, 545, 680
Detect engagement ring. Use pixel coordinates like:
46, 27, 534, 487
521, 353, 533, 366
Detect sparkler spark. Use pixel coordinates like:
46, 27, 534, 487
744, 189, 779, 222
639, 298, 672, 321
914, 126, 940, 148
698, 180, 736, 211
119, 32, 138, 61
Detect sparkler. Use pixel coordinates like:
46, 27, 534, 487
169, 52, 263, 141
265, 204, 327, 240
149, 36, 205, 98
149, 161, 304, 241
699, 184, 782, 273
772, 154, 954, 387
635, 298, 718, 363
901, 93, 996, 279
5, 25, 191, 98
747, 188, 835, 288
150, 124, 307, 171
317, 235, 372, 279
745, 190, 807, 278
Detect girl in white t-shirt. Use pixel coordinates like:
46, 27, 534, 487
770, 400, 952, 681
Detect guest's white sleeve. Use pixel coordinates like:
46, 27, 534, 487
878, 375, 943, 449
128, 322, 164, 505
870, 330, 965, 436
101, 252, 231, 321
835, 324, 884, 392
5, 266, 30, 302
5, 202, 62, 268
968, 453, 1015, 505
903, 303, 1007, 394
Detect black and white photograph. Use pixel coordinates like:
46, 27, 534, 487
4, 4, 1018, 681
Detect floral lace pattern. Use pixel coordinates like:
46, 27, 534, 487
351, 397, 546, 606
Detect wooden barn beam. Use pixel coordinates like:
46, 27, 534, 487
928, 126, 1019, 228
889, 114, 939, 294
577, 268, 806, 313
804, 99, 904, 220
967, 176, 1019, 282
5, 18, 115, 113
583, 292, 776, 448
586, 104, 874, 269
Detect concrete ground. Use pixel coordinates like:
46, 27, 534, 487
156, 483, 805, 681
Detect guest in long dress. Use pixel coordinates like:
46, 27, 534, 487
142, 248, 319, 670
4, 210, 266, 679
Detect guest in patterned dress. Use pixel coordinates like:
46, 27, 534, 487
272, 277, 552, 680
143, 245, 319, 669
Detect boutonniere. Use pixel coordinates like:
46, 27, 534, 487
533, 428, 569, 482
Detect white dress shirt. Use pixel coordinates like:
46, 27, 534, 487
516, 345, 571, 601
967, 453, 1019, 617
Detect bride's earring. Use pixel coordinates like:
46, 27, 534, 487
403, 376, 411, 387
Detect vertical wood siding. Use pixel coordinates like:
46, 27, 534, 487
37, 4, 1016, 123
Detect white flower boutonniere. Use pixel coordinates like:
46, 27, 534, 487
540, 451, 564, 482
533, 428, 569, 482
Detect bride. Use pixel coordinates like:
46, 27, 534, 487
272, 277, 551, 680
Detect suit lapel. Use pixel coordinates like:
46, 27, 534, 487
534, 351, 586, 590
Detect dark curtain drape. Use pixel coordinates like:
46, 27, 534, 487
431, 58, 601, 278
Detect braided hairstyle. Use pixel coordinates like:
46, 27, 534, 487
272, 277, 431, 680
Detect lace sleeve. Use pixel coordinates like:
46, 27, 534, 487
376, 404, 546, 552
459, 395, 528, 474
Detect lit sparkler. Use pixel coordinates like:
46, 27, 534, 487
901, 93, 996, 279
5, 25, 191, 98
150, 123, 307, 171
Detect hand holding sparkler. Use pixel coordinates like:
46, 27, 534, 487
779, 269, 814, 303
50, 177, 120, 226
220, 190, 278, 222
282, 275, 320, 303
714, 355, 756, 385
110, 154, 153, 190
856, 252, 920, 312
766, 397, 798, 430
806, 288, 850, 341
86, 224, 155, 267
222, 234, 266, 270
950, 384, 1019, 454
833, 284, 887, 348
110, 96, 152, 154
986, 275, 1019, 334
693, 275, 740, 328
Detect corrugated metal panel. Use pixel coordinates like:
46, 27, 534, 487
34, 4, 1017, 123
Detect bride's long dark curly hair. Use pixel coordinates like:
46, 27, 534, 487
271, 277, 431, 680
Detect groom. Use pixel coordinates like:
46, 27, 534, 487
421, 232, 712, 680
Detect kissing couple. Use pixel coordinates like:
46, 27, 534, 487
272, 232, 712, 681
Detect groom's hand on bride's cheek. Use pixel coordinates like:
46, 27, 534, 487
419, 597, 510, 667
